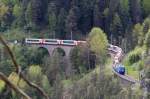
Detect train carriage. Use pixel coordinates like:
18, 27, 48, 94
61, 40, 78, 46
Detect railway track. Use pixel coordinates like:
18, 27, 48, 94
108, 44, 139, 85
2, 39, 140, 85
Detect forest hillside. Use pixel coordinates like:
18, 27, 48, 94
0, 0, 150, 99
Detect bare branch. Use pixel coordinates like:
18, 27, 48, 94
0, 72, 31, 99
0, 35, 20, 74
20, 73, 49, 99
0, 35, 49, 99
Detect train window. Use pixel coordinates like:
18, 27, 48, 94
27, 39, 39, 42
63, 40, 74, 43
28, 40, 39, 42
45, 39, 57, 42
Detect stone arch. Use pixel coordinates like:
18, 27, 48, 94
37, 45, 55, 57
37, 47, 50, 57
59, 46, 74, 57
52, 47, 66, 57
31, 47, 50, 65
37, 45, 74, 57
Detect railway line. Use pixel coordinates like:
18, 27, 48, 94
3, 38, 140, 85
108, 44, 139, 85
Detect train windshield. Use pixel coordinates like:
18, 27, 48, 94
118, 64, 125, 67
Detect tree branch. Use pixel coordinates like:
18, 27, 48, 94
20, 73, 49, 99
0, 35, 20, 74
0, 72, 31, 99
0, 35, 49, 99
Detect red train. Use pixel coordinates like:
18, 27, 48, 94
25, 38, 86, 46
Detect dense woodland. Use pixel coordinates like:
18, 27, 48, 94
0, 0, 150, 99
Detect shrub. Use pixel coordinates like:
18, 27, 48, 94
124, 47, 143, 66
0, 80, 5, 93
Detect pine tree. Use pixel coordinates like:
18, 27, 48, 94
144, 30, 150, 50
118, 0, 132, 34
56, 8, 67, 39
93, 0, 105, 28
142, 0, 150, 17
104, 0, 120, 36
66, 6, 80, 39
79, 0, 94, 34
26, 0, 47, 30
48, 12, 57, 38
129, 0, 142, 24
110, 13, 124, 42
25, 2, 32, 28
12, 4, 26, 27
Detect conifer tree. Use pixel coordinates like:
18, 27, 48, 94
129, 0, 142, 24
66, 6, 80, 39
56, 8, 67, 39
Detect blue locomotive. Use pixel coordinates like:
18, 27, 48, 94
114, 64, 125, 75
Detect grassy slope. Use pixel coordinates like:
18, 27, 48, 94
125, 66, 139, 80
123, 46, 145, 80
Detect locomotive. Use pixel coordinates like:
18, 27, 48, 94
114, 64, 125, 75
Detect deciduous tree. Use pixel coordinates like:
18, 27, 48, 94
88, 27, 108, 66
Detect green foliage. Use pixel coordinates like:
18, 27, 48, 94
123, 47, 144, 79
132, 24, 144, 46
0, 0, 10, 5
41, 75, 51, 94
13, 4, 22, 17
93, 0, 104, 27
4, 29, 26, 41
0, 0, 148, 40
142, 0, 150, 16
144, 58, 150, 77
141, 57, 150, 97
1, 0, 19, 5
124, 47, 143, 66
8, 72, 27, 89
143, 17, 150, 33
66, 6, 80, 39
48, 2, 57, 35
27, 65, 51, 97
25, 2, 32, 25
27, 65, 42, 82
129, 0, 142, 24
110, 13, 123, 38
132, 60, 144, 71
144, 30, 150, 49
43, 50, 67, 83
70, 45, 89, 74
88, 27, 108, 55
88, 27, 108, 65
1, 0, 150, 98
69, 68, 122, 99
0, 80, 5, 93
0, 3, 8, 21
48, 12, 57, 38
120, 0, 129, 12
56, 8, 67, 38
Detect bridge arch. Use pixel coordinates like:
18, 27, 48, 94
37, 47, 50, 56
52, 47, 66, 56
32, 47, 50, 65
36, 45, 74, 57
